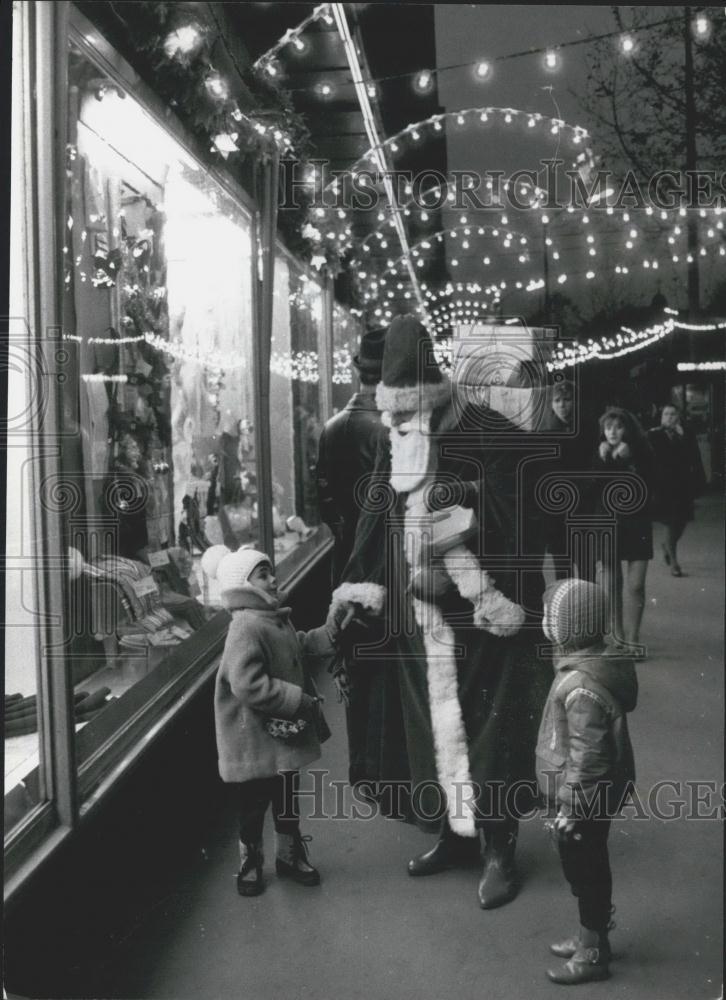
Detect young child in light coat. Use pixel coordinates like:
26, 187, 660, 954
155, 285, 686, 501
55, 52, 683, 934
203, 545, 355, 897
537, 578, 638, 985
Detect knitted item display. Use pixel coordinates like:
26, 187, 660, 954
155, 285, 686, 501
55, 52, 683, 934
543, 578, 606, 648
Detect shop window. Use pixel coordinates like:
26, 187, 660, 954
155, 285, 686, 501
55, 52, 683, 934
332, 304, 363, 413
269, 255, 330, 579
54, 42, 257, 786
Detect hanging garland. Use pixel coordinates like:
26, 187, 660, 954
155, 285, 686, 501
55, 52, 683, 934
75, 1, 320, 262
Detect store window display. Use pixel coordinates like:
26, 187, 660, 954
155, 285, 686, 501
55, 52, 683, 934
43, 43, 259, 773
269, 256, 331, 576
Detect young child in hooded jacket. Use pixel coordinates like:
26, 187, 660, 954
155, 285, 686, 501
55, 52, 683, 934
203, 545, 354, 897
537, 578, 638, 986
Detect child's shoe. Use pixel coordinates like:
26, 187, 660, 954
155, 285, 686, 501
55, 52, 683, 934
237, 840, 264, 896
275, 830, 321, 886
547, 927, 610, 984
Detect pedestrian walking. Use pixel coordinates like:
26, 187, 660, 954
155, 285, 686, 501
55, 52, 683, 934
648, 404, 706, 577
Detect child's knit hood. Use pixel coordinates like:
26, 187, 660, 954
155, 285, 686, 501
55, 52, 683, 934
543, 578, 606, 648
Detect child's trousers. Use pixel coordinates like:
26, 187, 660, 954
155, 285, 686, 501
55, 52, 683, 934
558, 818, 612, 931
237, 772, 300, 844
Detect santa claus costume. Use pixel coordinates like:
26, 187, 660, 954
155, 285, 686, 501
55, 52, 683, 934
335, 314, 550, 909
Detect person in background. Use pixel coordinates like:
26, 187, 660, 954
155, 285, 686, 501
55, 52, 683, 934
316, 327, 388, 587
539, 380, 596, 580
648, 403, 706, 577
202, 545, 354, 897
594, 407, 654, 653
537, 578, 637, 985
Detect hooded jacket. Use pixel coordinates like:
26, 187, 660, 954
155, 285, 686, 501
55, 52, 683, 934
536, 644, 638, 818
214, 583, 335, 783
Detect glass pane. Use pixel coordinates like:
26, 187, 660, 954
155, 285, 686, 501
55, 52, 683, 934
270, 256, 330, 578
332, 304, 364, 413
60, 43, 256, 774
4, 351, 45, 831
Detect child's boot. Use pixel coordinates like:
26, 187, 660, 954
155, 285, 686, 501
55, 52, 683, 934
275, 829, 321, 886
236, 840, 264, 897
551, 908, 614, 961
547, 927, 610, 984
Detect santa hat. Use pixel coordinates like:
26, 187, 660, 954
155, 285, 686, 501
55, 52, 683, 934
376, 314, 450, 415
543, 578, 606, 648
203, 545, 272, 609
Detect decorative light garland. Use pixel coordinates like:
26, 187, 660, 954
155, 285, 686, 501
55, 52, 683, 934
547, 310, 726, 371
253, 4, 334, 74
677, 361, 726, 371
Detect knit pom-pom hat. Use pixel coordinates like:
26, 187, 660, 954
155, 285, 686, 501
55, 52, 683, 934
209, 546, 272, 609
201, 544, 231, 580
543, 578, 606, 648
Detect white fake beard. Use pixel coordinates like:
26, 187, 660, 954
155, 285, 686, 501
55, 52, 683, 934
387, 412, 433, 496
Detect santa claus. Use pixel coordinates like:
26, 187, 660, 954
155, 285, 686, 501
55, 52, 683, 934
333, 314, 549, 909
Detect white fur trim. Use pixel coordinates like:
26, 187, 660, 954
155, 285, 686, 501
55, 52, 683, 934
405, 511, 477, 837
443, 545, 525, 638
376, 377, 451, 416
331, 582, 386, 615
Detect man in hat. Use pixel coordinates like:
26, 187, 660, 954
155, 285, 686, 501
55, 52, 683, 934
317, 327, 388, 587
337, 314, 549, 909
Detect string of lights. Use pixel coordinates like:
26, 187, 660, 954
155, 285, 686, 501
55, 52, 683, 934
258, 7, 716, 97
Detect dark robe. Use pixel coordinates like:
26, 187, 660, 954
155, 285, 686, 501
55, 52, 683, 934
339, 399, 551, 832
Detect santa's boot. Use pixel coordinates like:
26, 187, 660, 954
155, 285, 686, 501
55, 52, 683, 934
408, 818, 481, 876
275, 829, 321, 886
547, 927, 611, 985
477, 820, 518, 909
236, 840, 264, 897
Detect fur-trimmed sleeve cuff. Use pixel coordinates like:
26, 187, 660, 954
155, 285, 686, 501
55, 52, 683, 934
331, 582, 387, 616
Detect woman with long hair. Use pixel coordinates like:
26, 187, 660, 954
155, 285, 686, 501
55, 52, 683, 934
594, 407, 655, 652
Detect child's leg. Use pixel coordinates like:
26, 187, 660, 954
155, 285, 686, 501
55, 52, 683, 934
236, 778, 276, 896
548, 818, 612, 983
271, 771, 320, 885
557, 818, 612, 934
269, 770, 300, 835
238, 777, 275, 844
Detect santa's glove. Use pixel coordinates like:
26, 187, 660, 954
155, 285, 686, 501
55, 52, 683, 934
325, 600, 356, 645
424, 479, 479, 512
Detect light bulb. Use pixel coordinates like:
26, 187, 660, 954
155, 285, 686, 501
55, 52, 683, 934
621, 34, 635, 54
475, 61, 491, 79
544, 50, 559, 70
414, 70, 433, 93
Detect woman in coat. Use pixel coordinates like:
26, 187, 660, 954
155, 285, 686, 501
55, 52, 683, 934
593, 407, 655, 652
648, 404, 706, 576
